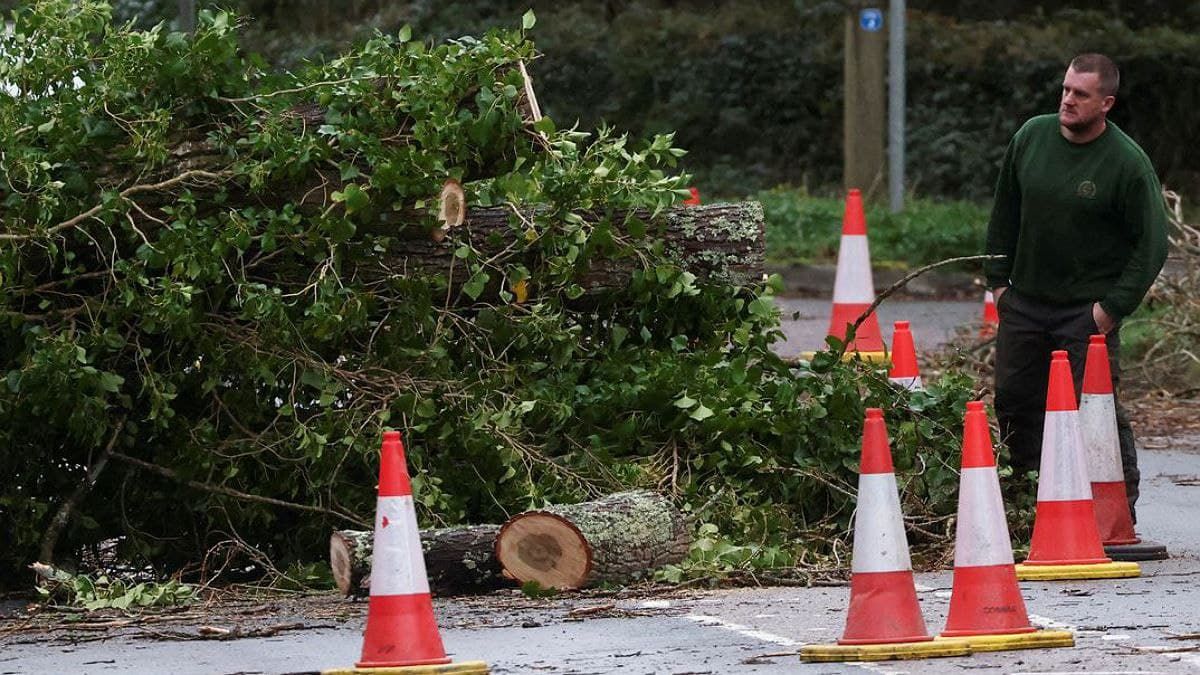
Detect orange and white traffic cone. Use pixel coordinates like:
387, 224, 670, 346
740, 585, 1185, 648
980, 290, 999, 338
1014, 351, 1140, 581
335, 431, 489, 674
888, 321, 923, 390
825, 189, 885, 361
938, 402, 1073, 652
1081, 335, 1169, 562
682, 186, 702, 205
802, 409, 970, 662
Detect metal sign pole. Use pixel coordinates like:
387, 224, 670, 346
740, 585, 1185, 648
888, 0, 906, 212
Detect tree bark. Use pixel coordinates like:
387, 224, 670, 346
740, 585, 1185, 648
330, 524, 504, 598
368, 202, 766, 298
493, 490, 690, 590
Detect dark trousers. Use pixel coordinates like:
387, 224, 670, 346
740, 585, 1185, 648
994, 288, 1139, 521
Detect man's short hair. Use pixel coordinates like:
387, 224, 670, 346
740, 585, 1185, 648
1070, 53, 1120, 97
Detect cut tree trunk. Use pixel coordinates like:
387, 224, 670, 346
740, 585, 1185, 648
493, 490, 690, 590
330, 524, 504, 598
367, 201, 765, 299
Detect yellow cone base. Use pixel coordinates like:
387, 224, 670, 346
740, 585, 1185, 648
799, 350, 889, 363
801, 639, 971, 662
935, 630, 1075, 652
323, 662, 490, 675
1015, 561, 1140, 581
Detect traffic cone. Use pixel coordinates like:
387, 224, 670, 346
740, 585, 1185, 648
937, 402, 1073, 652
1081, 335, 1169, 562
980, 290, 999, 338
888, 321, 923, 391
335, 431, 489, 674
824, 189, 886, 361
802, 409, 971, 662
682, 186, 701, 205
1014, 351, 1140, 581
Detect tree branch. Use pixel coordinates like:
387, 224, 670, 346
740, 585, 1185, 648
845, 254, 1006, 354
0, 170, 231, 242
110, 451, 369, 528
39, 414, 128, 564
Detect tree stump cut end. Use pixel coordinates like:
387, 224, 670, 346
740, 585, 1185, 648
494, 511, 593, 590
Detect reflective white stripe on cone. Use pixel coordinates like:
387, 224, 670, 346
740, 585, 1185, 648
369, 495, 431, 596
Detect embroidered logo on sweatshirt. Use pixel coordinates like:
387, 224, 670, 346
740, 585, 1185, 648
1076, 180, 1097, 199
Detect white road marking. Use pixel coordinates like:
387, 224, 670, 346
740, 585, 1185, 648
638, 600, 671, 609
1010, 671, 1165, 675
1100, 634, 1131, 641
683, 613, 908, 675
683, 614, 798, 646
1029, 613, 1077, 631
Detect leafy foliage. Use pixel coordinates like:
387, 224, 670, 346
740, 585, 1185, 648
33, 564, 195, 610
0, 2, 981, 587
758, 188, 988, 265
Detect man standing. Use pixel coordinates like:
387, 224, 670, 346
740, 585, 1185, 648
984, 53, 1168, 520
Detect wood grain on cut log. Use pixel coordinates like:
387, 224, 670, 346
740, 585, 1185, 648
330, 524, 503, 597
493, 490, 690, 590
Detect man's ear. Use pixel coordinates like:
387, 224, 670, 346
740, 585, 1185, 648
1101, 95, 1116, 113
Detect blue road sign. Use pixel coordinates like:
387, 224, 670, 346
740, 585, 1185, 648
860, 8, 883, 32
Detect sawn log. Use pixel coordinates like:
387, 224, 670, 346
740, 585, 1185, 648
493, 490, 691, 590
330, 524, 504, 598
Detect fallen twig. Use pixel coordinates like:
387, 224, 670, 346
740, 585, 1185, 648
742, 651, 802, 665
565, 603, 617, 618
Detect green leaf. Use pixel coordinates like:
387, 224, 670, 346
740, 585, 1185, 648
98, 372, 124, 393
522, 9, 537, 30
690, 405, 714, 421
673, 394, 697, 409
611, 325, 628, 349
463, 270, 490, 300
331, 183, 370, 214
398, 25, 412, 42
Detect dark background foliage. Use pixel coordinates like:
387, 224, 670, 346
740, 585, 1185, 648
12, 0, 1195, 201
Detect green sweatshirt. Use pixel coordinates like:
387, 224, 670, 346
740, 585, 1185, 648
984, 114, 1168, 320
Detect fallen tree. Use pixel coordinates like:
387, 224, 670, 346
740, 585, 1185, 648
1, 2, 977, 589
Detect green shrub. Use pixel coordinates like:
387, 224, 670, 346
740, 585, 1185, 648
758, 188, 988, 266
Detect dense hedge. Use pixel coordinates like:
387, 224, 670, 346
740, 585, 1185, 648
93, 1, 1200, 202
